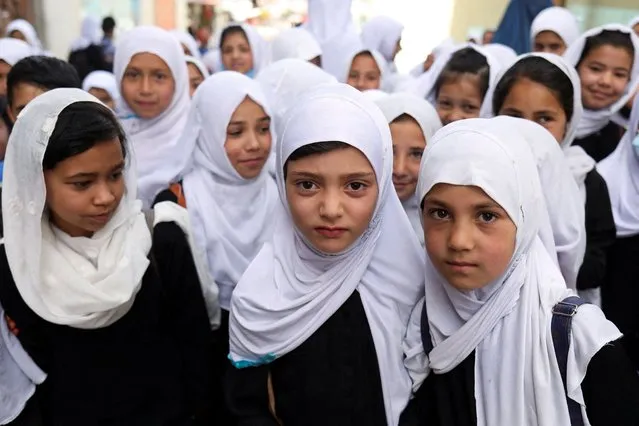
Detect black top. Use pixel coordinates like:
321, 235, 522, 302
0, 222, 215, 426
577, 170, 616, 290
226, 291, 387, 426
572, 121, 624, 163
401, 342, 639, 426
68, 44, 109, 81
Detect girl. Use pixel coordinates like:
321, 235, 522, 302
0, 38, 32, 97
564, 25, 639, 162
361, 16, 404, 66
401, 116, 639, 426
490, 53, 615, 301
598, 94, 639, 368
0, 88, 215, 425
375, 93, 442, 245
82, 70, 120, 111
5, 19, 44, 54
172, 29, 202, 59
270, 27, 322, 67
219, 24, 266, 77
530, 6, 580, 55
114, 26, 191, 208
343, 48, 387, 92
226, 83, 424, 425
186, 56, 209, 97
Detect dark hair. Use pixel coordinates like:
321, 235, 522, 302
435, 47, 490, 99
102, 16, 116, 33
7, 56, 81, 107
42, 102, 127, 170
0, 96, 11, 131
577, 30, 635, 70
390, 113, 418, 125
492, 56, 574, 120
283, 141, 350, 179
220, 25, 249, 49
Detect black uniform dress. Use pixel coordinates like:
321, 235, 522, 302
0, 222, 215, 426
226, 291, 388, 426
573, 121, 625, 163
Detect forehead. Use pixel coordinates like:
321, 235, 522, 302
287, 145, 374, 174
127, 52, 171, 71
48, 138, 124, 174
230, 97, 267, 120
13, 82, 46, 106
351, 53, 379, 71
503, 78, 563, 108
535, 30, 564, 43
438, 74, 482, 98
223, 31, 250, 47
583, 44, 633, 69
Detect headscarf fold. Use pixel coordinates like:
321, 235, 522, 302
270, 27, 322, 63
361, 16, 404, 63
5, 19, 44, 54
82, 70, 121, 113
171, 29, 202, 59
530, 6, 580, 48
0, 38, 33, 66
186, 56, 210, 80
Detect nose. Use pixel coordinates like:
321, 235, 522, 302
446, 107, 465, 124
245, 129, 261, 151
393, 153, 408, 177
599, 70, 613, 87
319, 188, 343, 221
140, 75, 152, 94
93, 181, 116, 207
447, 219, 474, 252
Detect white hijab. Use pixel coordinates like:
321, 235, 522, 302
598, 92, 639, 237
630, 16, 639, 29
69, 16, 102, 52
482, 43, 517, 68
339, 47, 389, 91
406, 117, 621, 425
82, 70, 121, 113
229, 83, 425, 426
375, 93, 442, 246
564, 24, 639, 138
171, 29, 202, 59
270, 27, 322, 63
202, 49, 222, 74
219, 24, 268, 75
114, 26, 191, 208
0, 38, 33, 66
530, 6, 580, 48
181, 71, 277, 311
185, 56, 210, 80
2, 88, 152, 329
361, 16, 404, 63
5, 19, 43, 53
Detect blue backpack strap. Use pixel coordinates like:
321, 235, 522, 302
420, 299, 434, 355
551, 296, 586, 426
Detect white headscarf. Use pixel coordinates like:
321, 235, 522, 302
114, 26, 191, 208
5, 19, 43, 53
375, 93, 442, 246
598, 92, 639, 237
482, 43, 517, 68
629, 16, 639, 29
0, 38, 33, 66
530, 6, 580, 48
219, 24, 268, 75
407, 116, 621, 425
361, 16, 404, 63
2, 88, 152, 329
270, 27, 322, 63
69, 16, 102, 52
229, 83, 425, 426
181, 71, 277, 311
564, 24, 639, 138
202, 48, 222, 74
171, 29, 202, 59
339, 47, 389, 91
185, 56, 210, 80
82, 70, 121, 112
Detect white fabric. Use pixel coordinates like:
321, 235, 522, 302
219, 24, 268, 75
339, 46, 389, 91
2, 88, 152, 329
229, 83, 425, 426
186, 56, 210, 79
270, 27, 322, 63
530, 6, 580, 47
629, 16, 639, 29
406, 116, 621, 425
5, 19, 43, 53
171, 29, 202, 59
563, 24, 639, 138
82, 70, 121, 112
181, 71, 277, 311
69, 16, 102, 52
599, 93, 639, 237
361, 88, 389, 102
114, 26, 191, 208
482, 43, 517, 68
0, 38, 33, 66
202, 48, 222, 73
409, 38, 457, 78
361, 16, 404, 63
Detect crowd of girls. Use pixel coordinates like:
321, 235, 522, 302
1, 1, 639, 424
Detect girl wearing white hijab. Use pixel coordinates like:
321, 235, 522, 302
598, 95, 639, 369
530, 6, 580, 55
82, 70, 120, 112
114, 26, 191, 208
361, 16, 404, 65
219, 23, 267, 78
69, 16, 102, 53
401, 116, 639, 426
0, 38, 32, 96
487, 53, 614, 301
564, 24, 639, 162
5, 19, 44, 54
375, 93, 442, 246
270, 27, 322, 66
227, 83, 424, 425
171, 29, 202, 59
0, 88, 215, 425
481, 43, 517, 68
341, 47, 388, 92
185, 56, 209, 97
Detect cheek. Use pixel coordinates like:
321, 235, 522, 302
158, 83, 175, 110
612, 77, 629, 96
224, 139, 243, 165
120, 81, 136, 104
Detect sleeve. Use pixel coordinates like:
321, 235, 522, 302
576, 171, 616, 291
225, 364, 280, 426
151, 222, 216, 425
582, 341, 639, 426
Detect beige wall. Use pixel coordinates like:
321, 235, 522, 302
449, 0, 509, 41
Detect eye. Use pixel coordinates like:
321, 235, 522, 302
537, 116, 552, 125
614, 71, 629, 80
154, 72, 168, 81
409, 150, 423, 160
346, 181, 367, 191
428, 208, 449, 220
110, 171, 123, 181
124, 70, 139, 79
462, 104, 479, 113
437, 99, 451, 108
295, 180, 317, 192
258, 125, 270, 134
588, 65, 603, 73
477, 211, 498, 223
227, 127, 243, 137
72, 181, 92, 190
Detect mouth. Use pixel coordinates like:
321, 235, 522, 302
393, 180, 414, 189
87, 212, 112, 224
315, 226, 348, 238
445, 260, 478, 273
239, 157, 265, 167
589, 90, 612, 101
134, 100, 157, 108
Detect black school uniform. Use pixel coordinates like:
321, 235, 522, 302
0, 222, 215, 426
225, 291, 387, 426
573, 121, 625, 162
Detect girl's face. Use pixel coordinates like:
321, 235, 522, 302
221, 32, 254, 74
9, 30, 26, 42
88, 87, 115, 110
577, 44, 633, 110
44, 138, 125, 238
286, 146, 378, 254
225, 97, 272, 179
347, 53, 381, 92
121, 52, 175, 119
423, 183, 516, 291
187, 62, 205, 98
499, 78, 568, 143
436, 74, 483, 125
391, 117, 426, 202
533, 31, 567, 55
0, 60, 11, 97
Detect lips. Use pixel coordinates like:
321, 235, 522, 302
239, 157, 265, 167
87, 213, 112, 224
445, 260, 478, 273
315, 227, 347, 238
134, 100, 156, 108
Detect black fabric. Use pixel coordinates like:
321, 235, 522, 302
572, 121, 625, 163
0, 222, 215, 426
577, 170, 616, 290
68, 44, 108, 81
226, 291, 387, 426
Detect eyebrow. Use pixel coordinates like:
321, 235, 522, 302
66, 161, 125, 179
229, 116, 271, 126
424, 197, 502, 210
288, 171, 375, 180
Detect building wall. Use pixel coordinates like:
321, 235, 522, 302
448, 0, 509, 41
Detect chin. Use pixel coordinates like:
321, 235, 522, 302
310, 239, 352, 255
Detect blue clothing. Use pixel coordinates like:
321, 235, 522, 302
493, 0, 553, 53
